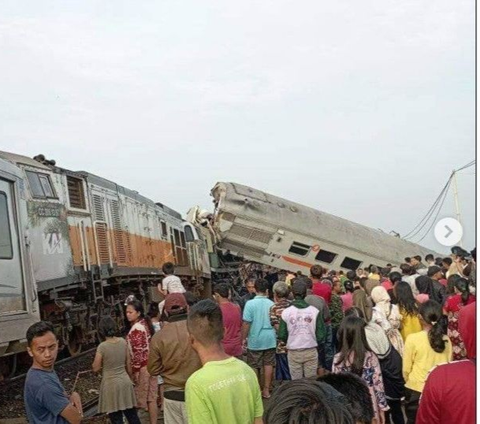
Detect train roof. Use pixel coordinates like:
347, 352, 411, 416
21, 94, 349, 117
212, 182, 443, 264
0, 151, 183, 221
0, 151, 52, 171
76, 171, 183, 220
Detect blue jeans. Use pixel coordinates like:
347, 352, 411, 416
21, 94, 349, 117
275, 353, 291, 380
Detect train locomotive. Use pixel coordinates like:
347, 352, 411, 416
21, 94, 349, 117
0, 151, 211, 378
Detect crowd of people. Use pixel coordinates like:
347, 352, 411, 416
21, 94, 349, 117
23, 247, 476, 424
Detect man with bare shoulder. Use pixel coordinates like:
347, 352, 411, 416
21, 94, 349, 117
24, 321, 83, 424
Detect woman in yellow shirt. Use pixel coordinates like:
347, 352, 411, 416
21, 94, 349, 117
403, 300, 452, 424
395, 282, 422, 341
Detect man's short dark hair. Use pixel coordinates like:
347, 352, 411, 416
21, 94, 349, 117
254, 278, 269, 293
214, 283, 230, 299
404, 257, 411, 263
318, 373, 374, 424
425, 254, 434, 262
162, 262, 175, 275
346, 270, 356, 281
245, 276, 257, 285
442, 257, 453, 266
291, 280, 307, 299
310, 265, 323, 279
400, 263, 413, 275
27, 321, 55, 347
184, 291, 198, 307
380, 267, 391, 277
427, 266, 442, 277
264, 380, 354, 424
187, 299, 224, 346
389, 271, 402, 284
414, 255, 422, 262
370, 265, 378, 274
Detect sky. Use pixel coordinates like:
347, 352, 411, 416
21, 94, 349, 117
0, 0, 475, 254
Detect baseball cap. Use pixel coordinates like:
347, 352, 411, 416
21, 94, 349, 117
164, 293, 188, 314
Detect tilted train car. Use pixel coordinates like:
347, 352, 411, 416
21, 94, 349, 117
0, 151, 210, 376
209, 182, 442, 274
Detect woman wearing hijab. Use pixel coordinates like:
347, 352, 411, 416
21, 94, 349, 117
371, 286, 404, 356
353, 278, 373, 322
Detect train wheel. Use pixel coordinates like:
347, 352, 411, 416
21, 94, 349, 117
0, 354, 17, 380
67, 329, 82, 357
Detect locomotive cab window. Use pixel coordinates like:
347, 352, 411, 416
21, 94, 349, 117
26, 171, 57, 199
161, 221, 168, 239
0, 192, 13, 259
184, 225, 195, 242
67, 176, 86, 209
289, 241, 310, 257
340, 256, 362, 270
315, 249, 337, 264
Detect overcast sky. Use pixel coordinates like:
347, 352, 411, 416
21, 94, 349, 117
1, 1, 475, 254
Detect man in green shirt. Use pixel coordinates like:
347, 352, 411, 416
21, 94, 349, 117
186, 299, 264, 424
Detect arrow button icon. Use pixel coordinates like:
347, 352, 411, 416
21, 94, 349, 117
435, 218, 463, 247
444, 225, 453, 238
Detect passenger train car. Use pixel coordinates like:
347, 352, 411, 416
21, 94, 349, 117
209, 182, 442, 274
0, 151, 210, 377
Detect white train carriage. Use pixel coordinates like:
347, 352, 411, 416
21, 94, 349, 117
0, 156, 39, 377
211, 182, 443, 274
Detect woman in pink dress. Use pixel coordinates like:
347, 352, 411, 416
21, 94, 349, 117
444, 277, 475, 360
332, 315, 389, 423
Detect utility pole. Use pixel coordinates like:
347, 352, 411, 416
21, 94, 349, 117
452, 170, 463, 247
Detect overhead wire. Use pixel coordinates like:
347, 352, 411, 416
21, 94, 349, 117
402, 175, 453, 240
401, 159, 475, 241
411, 178, 452, 243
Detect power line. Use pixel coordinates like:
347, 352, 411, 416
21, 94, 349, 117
411, 179, 452, 244
401, 159, 474, 241
402, 176, 453, 239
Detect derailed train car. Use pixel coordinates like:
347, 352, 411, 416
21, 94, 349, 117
0, 151, 210, 377
207, 182, 442, 274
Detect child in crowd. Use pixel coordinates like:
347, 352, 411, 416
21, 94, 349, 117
158, 262, 186, 317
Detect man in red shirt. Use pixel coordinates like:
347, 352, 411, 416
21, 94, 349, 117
416, 301, 475, 424
310, 265, 332, 304
213, 283, 243, 358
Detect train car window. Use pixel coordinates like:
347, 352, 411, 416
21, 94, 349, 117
161, 221, 168, 239
289, 241, 310, 257
180, 231, 186, 248
0, 192, 13, 259
340, 257, 362, 270
67, 176, 86, 209
25, 171, 57, 199
184, 225, 195, 242
315, 249, 337, 264
174, 229, 181, 246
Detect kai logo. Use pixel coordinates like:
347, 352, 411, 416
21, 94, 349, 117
43, 232, 63, 255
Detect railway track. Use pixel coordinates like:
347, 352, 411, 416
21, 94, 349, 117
5, 347, 97, 384
0, 348, 102, 421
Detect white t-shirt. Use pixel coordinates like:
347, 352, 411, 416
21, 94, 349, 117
161, 275, 186, 294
